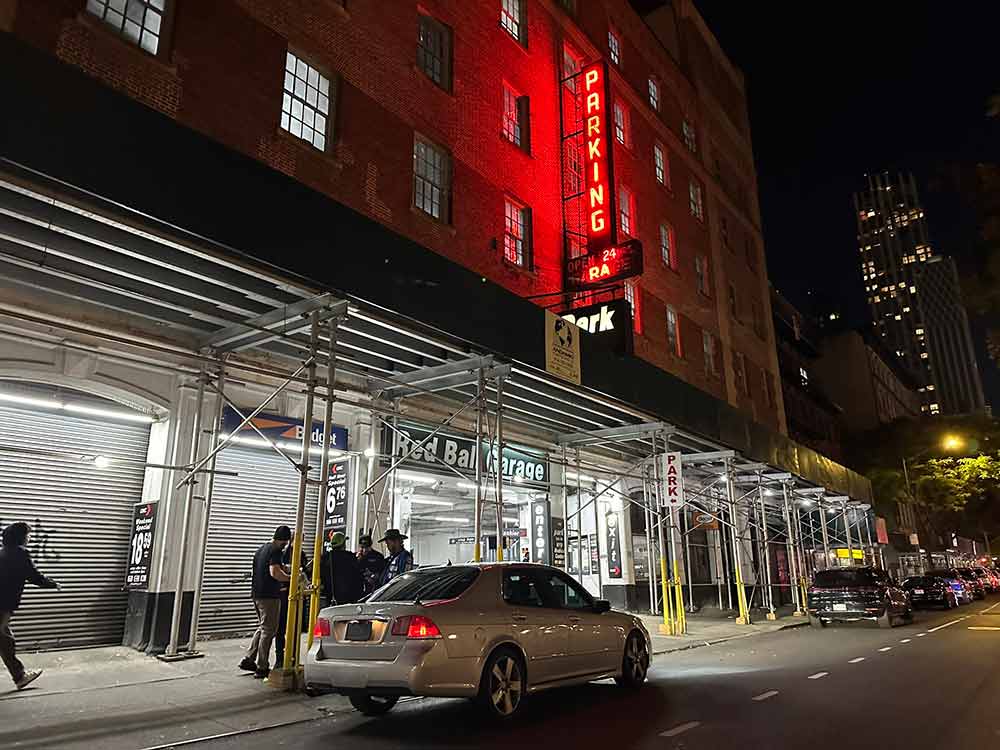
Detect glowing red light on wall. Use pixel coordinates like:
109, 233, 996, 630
581, 61, 615, 253
565, 239, 644, 291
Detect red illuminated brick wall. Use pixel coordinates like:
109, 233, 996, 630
9, 0, 786, 434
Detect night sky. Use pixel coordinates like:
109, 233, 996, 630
683, 1, 1000, 401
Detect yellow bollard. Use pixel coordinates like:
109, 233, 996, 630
658, 557, 673, 635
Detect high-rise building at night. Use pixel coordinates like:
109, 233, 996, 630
854, 171, 985, 415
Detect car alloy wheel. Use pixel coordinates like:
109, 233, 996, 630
485, 652, 523, 718
616, 632, 649, 688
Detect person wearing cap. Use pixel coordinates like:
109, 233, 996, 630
356, 533, 385, 596
377, 529, 413, 586
319, 531, 364, 605
239, 525, 291, 679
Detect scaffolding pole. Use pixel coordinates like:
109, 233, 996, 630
758, 481, 776, 621
725, 459, 751, 625
186, 361, 227, 654
474, 368, 485, 562
163, 366, 209, 658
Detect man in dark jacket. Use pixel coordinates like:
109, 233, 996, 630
0, 522, 59, 690
320, 532, 364, 605
274, 534, 310, 669
356, 533, 385, 596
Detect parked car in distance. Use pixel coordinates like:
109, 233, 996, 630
902, 575, 959, 609
969, 566, 999, 593
925, 569, 976, 604
983, 568, 1000, 592
305, 563, 651, 719
956, 568, 987, 599
807, 567, 912, 628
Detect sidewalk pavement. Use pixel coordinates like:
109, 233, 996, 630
638, 605, 809, 654
0, 610, 807, 750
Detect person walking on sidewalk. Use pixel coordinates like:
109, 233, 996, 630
377, 529, 413, 587
0, 522, 59, 691
239, 525, 291, 679
356, 533, 385, 596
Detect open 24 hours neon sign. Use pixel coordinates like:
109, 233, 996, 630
564, 61, 643, 292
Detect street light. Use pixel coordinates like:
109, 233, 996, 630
941, 434, 965, 452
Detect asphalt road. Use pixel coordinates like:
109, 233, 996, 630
192, 598, 1000, 750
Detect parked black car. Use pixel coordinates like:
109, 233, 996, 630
902, 575, 959, 609
807, 567, 912, 628
956, 568, 988, 599
925, 568, 976, 604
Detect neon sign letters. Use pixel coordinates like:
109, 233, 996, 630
581, 61, 614, 253
565, 239, 643, 291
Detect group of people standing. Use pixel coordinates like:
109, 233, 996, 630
240, 526, 412, 679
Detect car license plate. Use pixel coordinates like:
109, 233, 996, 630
833, 603, 847, 612
913, 589, 924, 595
345, 620, 373, 641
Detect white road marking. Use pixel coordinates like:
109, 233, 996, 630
661, 721, 701, 737
900, 638, 912, 643
927, 616, 969, 633
752, 690, 779, 701
879, 647, 892, 652
807, 671, 828, 680
916, 633, 927, 637
967, 626, 1000, 631
848, 657, 865, 663
981, 602, 1000, 614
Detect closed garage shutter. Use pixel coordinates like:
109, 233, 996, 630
198, 445, 319, 638
0, 400, 150, 651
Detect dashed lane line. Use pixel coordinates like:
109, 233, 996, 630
916, 633, 927, 637
752, 690, 780, 702
848, 657, 865, 664
878, 647, 892, 652
807, 672, 829, 680
982, 602, 1000, 614
661, 722, 701, 737
967, 626, 1000, 631
927, 616, 970, 633
900, 638, 912, 643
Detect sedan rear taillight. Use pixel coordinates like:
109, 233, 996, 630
391, 615, 442, 639
313, 617, 331, 638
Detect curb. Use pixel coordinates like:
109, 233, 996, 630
651, 620, 809, 656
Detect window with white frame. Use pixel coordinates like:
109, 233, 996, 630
666, 305, 681, 356
504, 198, 531, 267
619, 186, 633, 237
702, 330, 716, 375
281, 51, 332, 151
682, 119, 697, 153
413, 135, 450, 221
613, 101, 629, 146
417, 13, 452, 90
647, 77, 660, 111
608, 29, 622, 65
562, 42, 582, 92
501, 0, 526, 45
86, 0, 166, 55
689, 180, 704, 221
695, 253, 709, 295
502, 84, 529, 151
625, 280, 641, 332
653, 143, 669, 187
659, 222, 675, 268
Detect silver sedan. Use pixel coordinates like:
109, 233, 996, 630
305, 562, 651, 718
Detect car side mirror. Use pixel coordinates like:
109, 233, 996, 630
593, 599, 611, 614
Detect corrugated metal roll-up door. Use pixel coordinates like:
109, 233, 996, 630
0, 400, 150, 651
198, 445, 319, 638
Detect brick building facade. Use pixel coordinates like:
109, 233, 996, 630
3, 0, 784, 432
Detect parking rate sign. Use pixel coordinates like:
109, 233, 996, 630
662, 452, 684, 505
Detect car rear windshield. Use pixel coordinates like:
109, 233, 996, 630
926, 569, 957, 578
813, 569, 876, 588
903, 577, 938, 587
368, 566, 480, 603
